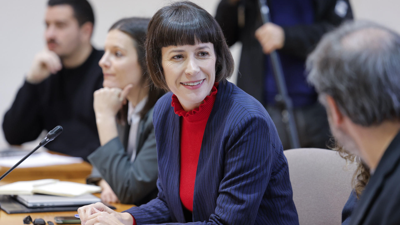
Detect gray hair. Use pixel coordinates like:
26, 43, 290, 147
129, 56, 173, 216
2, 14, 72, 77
307, 20, 400, 126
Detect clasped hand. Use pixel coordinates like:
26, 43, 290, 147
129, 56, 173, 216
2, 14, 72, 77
78, 202, 133, 225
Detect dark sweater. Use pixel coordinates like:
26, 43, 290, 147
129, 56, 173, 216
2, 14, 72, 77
264, 0, 316, 106
3, 47, 103, 160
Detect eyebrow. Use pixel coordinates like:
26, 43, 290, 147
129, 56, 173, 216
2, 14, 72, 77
169, 49, 185, 53
104, 45, 126, 51
196, 46, 210, 50
168, 46, 211, 54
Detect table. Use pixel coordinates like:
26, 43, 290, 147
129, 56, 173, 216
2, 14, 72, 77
0, 154, 135, 224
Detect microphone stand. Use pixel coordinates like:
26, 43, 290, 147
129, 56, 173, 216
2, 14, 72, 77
0, 145, 42, 181
0, 126, 63, 181
257, 0, 300, 148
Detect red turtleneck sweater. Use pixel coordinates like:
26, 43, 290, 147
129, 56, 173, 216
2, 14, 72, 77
171, 83, 218, 212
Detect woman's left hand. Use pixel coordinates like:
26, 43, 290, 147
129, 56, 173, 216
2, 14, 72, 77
99, 179, 120, 203
83, 210, 125, 225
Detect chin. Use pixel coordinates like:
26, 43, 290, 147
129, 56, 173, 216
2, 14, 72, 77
102, 80, 119, 89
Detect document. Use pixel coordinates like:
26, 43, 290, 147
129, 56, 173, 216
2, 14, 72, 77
0, 152, 83, 168
0, 179, 101, 197
0, 179, 57, 195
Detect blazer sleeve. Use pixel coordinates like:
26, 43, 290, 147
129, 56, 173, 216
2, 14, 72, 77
133, 115, 277, 225
281, 0, 353, 59
124, 175, 171, 223
2, 80, 44, 145
87, 128, 158, 204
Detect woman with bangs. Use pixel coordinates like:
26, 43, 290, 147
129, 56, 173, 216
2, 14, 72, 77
78, 2, 299, 225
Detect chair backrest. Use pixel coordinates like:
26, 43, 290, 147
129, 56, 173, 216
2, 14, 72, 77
284, 148, 357, 225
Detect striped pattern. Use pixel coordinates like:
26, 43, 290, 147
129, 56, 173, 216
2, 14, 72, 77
126, 81, 299, 224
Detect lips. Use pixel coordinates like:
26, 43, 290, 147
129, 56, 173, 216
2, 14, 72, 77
181, 79, 205, 86
47, 43, 58, 50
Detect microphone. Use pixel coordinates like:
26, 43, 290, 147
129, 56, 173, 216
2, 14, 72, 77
39, 125, 63, 146
0, 126, 63, 181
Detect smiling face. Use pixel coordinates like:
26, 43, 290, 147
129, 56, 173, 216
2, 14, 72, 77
161, 42, 216, 111
99, 29, 143, 90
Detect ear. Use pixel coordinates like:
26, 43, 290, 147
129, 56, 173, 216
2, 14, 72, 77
326, 95, 344, 126
80, 22, 93, 42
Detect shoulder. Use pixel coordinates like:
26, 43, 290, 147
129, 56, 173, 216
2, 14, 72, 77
219, 81, 270, 122
92, 48, 105, 61
141, 106, 155, 128
153, 92, 174, 117
216, 81, 281, 144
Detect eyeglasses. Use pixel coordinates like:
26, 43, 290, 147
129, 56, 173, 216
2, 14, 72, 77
23, 215, 54, 225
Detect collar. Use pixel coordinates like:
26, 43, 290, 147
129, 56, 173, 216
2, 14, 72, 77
171, 83, 218, 121
127, 96, 148, 124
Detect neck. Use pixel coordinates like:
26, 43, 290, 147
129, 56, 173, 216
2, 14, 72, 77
180, 100, 202, 111
350, 121, 400, 171
62, 43, 92, 68
127, 84, 149, 107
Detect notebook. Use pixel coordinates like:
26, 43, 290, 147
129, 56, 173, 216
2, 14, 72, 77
16, 193, 100, 207
0, 195, 116, 214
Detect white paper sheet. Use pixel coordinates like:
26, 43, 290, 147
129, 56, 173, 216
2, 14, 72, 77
0, 179, 101, 197
0, 179, 58, 195
33, 181, 102, 197
0, 152, 83, 168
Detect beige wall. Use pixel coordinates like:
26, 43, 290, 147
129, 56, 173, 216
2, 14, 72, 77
0, 0, 399, 149
352, 0, 400, 33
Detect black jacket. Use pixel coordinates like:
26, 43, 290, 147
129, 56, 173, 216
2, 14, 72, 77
349, 131, 400, 225
215, 0, 353, 103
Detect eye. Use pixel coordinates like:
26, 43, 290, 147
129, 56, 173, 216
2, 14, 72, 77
115, 51, 123, 57
55, 22, 66, 29
172, 54, 183, 60
198, 51, 210, 57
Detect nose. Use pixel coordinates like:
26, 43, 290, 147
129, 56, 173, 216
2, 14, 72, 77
99, 52, 111, 69
184, 56, 200, 76
45, 24, 56, 41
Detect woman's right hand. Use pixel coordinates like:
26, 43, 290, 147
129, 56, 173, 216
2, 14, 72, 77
93, 85, 133, 119
94, 85, 132, 146
78, 202, 133, 225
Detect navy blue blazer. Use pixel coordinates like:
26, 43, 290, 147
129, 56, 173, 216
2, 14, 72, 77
125, 81, 299, 224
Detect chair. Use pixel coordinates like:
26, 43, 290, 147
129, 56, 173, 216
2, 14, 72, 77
284, 148, 357, 225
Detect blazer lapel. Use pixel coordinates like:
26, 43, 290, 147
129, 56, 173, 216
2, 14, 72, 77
351, 132, 400, 224
134, 117, 146, 155
122, 123, 130, 150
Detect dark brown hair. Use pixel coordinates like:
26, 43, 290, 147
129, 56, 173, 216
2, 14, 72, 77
334, 143, 370, 199
48, 0, 94, 26
145, 1, 234, 91
109, 17, 164, 122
